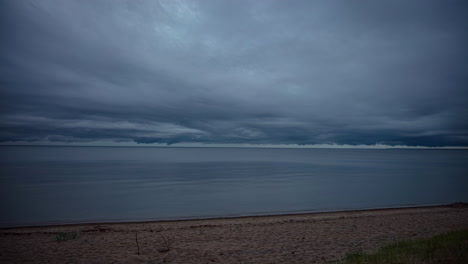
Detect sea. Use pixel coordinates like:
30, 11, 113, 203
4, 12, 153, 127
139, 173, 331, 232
0, 146, 467, 227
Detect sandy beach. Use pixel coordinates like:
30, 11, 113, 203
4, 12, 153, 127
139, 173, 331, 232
1, 204, 467, 263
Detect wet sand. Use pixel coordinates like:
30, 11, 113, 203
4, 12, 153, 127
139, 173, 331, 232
1, 204, 467, 263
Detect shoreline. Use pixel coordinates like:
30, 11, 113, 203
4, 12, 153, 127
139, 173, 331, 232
1, 203, 467, 263
1, 202, 464, 230
2, 144, 468, 150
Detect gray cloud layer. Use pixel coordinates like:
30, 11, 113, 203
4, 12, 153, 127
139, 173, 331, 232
1, 0, 468, 146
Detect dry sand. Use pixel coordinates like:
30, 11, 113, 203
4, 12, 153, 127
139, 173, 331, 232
1, 204, 467, 263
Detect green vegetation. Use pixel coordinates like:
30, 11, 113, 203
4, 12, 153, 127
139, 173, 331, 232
338, 230, 468, 264
55, 230, 81, 242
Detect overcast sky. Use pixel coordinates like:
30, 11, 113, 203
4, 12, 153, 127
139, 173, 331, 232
1, 0, 467, 147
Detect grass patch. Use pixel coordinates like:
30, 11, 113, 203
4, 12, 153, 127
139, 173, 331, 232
55, 230, 80, 242
338, 230, 468, 264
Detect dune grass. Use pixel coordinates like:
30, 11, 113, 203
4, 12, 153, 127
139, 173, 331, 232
338, 229, 468, 264
55, 230, 80, 242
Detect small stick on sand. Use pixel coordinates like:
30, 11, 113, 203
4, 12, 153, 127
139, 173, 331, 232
135, 231, 140, 255
159, 232, 170, 252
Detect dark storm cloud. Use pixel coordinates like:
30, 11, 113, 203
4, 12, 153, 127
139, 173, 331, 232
1, 0, 468, 146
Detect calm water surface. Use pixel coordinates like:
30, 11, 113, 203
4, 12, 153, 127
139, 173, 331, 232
1, 146, 467, 227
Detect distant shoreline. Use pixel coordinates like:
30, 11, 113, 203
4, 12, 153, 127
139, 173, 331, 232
2, 144, 468, 149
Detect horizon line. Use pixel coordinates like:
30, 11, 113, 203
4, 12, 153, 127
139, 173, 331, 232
1, 141, 468, 150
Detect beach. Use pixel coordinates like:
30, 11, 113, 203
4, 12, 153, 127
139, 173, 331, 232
1, 204, 467, 263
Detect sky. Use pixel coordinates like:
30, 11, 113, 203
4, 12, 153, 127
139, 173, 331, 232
1, 0, 467, 148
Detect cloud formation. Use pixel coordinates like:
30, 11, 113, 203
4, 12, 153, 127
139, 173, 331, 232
1, 0, 467, 146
